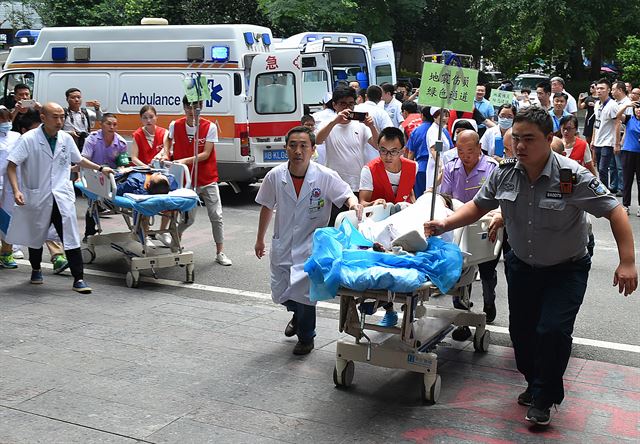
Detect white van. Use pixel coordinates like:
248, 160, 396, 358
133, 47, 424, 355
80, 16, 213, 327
275, 32, 396, 111
0, 24, 326, 188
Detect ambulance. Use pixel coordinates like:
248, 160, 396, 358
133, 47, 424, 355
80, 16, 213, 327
275, 32, 396, 111
0, 23, 325, 189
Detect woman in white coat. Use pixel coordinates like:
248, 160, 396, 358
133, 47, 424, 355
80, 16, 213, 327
6, 102, 113, 293
254, 126, 362, 355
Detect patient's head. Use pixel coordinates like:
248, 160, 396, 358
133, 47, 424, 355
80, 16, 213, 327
146, 173, 170, 195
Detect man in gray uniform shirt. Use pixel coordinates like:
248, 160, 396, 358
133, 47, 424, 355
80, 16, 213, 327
424, 106, 637, 427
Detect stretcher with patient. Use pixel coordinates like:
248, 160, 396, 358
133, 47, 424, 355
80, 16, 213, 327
75, 162, 198, 288
326, 193, 503, 403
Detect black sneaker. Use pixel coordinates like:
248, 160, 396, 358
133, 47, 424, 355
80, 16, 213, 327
284, 315, 297, 337
483, 303, 497, 324
293, 340, 314, 355
517, 389, 534, 406
451, 326, 472, 341
525, 403, 552, 426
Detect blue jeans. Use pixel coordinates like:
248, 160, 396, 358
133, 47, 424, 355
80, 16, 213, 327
596, 146, 614, 188
610, 152, 623, 191
282, 300, 316, 343
505, 251, 590, 406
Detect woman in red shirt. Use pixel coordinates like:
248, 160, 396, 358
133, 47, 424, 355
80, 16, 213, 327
560, 115, 597, 175
131, 105, 167, 166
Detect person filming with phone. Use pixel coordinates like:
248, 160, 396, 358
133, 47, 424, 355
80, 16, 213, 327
62, 88, 102, 151
316, 87, 379, 224
10, 84, 42, 133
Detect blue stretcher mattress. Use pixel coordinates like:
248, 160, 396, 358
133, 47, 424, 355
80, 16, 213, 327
75, 182, 198, 217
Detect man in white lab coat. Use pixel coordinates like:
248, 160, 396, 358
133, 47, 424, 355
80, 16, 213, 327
6, 102, 113, 293
254, 126, 362, 355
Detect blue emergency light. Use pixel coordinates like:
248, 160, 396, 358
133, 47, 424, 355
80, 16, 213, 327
243, 32, 255, 45
211, 46, 229, 62
262, 33, 271, 46
353, 37, 363, 44
51, 47, 68, 61
306, 35, 318, 42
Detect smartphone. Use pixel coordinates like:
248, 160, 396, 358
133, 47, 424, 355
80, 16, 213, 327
20, 99, 35, 108
348, 111, 367, 121
85, 100, 97, 107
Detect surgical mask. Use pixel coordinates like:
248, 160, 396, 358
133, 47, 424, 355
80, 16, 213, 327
498, 117, 513, 130
0, 122, 11, 134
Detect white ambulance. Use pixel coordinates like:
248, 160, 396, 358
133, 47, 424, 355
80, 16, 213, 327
275, 32, 396, 111
0, 24, 324, 188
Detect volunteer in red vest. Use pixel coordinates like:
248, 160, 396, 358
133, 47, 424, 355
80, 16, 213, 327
560, 115, 597, 175
359, 126, 416, 207
131, 105, 167, 166
358, 126, 417, 328
163, 96, 232, 266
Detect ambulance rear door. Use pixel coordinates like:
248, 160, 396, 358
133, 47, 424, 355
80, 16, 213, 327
371, 41, 396, 85
301, 51, 332, 113
248, 50, 303, 167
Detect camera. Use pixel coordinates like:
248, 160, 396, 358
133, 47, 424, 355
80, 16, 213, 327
347, 111, 367, 121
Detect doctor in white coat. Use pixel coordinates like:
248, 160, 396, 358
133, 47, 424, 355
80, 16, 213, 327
255, 126, 362, 355
6, 102, 113, 293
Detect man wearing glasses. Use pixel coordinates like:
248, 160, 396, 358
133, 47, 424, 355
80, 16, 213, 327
316, 87, 379, 223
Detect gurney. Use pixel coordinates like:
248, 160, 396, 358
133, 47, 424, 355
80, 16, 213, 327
75, 162, 198, 288
331, 197, 503, 403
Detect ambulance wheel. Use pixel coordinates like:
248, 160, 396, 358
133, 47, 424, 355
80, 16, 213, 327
81, 248, 95, 264
185, 264, 195, 283
473, 330, 490, 353
421, 374, 441, 404
125, 271, 139, 288
333, 359, 354, 388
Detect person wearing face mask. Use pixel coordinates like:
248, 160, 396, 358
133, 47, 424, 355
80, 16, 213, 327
479, 104, 516, 159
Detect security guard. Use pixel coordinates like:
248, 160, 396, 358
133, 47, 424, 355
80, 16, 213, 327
424, 106, 637, 427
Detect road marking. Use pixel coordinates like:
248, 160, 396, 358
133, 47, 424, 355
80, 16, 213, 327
24, 260, 640, 354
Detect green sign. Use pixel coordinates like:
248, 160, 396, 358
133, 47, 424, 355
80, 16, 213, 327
490, 89, 515, 107
183, 74, 211, 103
417, 62, 478, 113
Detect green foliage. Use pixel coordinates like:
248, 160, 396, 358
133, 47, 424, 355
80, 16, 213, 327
617, 36, 640, 85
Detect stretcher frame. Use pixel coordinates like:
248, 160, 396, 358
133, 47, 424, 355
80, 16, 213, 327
332, 204, 503, 403
78, 163, 196, 288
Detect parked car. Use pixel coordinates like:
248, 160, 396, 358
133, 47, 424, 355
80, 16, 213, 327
479, 71, 506, 90
513, 73, 549, 91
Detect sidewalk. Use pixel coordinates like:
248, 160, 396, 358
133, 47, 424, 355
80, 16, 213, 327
1, 266, 638, 444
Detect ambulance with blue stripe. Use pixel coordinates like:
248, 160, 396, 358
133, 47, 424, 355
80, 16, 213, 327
0, 23, 326, 189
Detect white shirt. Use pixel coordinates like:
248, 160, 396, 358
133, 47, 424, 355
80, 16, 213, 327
355, 101, 393, 132
562, 89, 578, 114
565, 142, 592, 164
593, 98, 619, 147
311, 108, 336, 126
425, 123, 451, 191
479, 125, 505, 156
317, 120, 374, 191
617, 96, 633, 117
384, 98, 404, 127
359, 166, 401, 193
168, 120, 218, 142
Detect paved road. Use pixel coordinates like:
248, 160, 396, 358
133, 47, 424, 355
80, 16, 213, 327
73, 182, 640, 367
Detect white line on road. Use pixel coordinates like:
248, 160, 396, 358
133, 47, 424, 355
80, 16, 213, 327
25, 260, 640, 354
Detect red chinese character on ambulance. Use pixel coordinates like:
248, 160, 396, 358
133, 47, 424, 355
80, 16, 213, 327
265, 55, 279, 70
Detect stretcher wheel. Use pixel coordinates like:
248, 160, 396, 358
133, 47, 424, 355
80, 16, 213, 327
333, 359, 354, 388
473, 329, 490, 353
421, 374, 441, 404
125, 271, 140, 288
81, 247, 95, 264
185, 264, 195, 283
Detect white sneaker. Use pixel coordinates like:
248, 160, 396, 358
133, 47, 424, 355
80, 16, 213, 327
12, 249, 24, 259
157, 233, 172, 247
216, 252, 232, 266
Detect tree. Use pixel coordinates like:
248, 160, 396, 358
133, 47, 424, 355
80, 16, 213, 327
617, 35, 640, 85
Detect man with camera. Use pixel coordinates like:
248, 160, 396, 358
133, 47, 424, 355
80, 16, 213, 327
10, 84, 42, 133
63, 88, 102, 151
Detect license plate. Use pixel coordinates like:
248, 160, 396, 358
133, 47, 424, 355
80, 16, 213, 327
263, 149, 288, 162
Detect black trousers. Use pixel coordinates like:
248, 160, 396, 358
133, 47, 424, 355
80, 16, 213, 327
505, 251, 590, 406
621, 150, 640, 208
29, 199, 83, 281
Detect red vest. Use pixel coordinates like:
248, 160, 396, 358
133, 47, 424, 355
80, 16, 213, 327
447, 110, 474, 134
368, 157, 416, 203
401, 114, 423, 139
172, 117, 218, 186
132, 126, 166, 165
567, 137, 587, 166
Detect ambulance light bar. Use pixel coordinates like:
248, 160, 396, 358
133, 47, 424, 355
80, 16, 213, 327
353, 37, 363, 43
262, 33, 271, 46
243, 32, 255, 45
51, 47, 68, 61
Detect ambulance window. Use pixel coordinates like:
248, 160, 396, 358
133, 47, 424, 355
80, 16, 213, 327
302, 71, 329, 105
255, 72, 296, 114
0, 72, 35, 109
375, 65, 393, 85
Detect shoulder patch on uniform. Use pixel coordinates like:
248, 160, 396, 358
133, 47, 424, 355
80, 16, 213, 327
499, 157, 517, 168
588, 178, 608, 196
